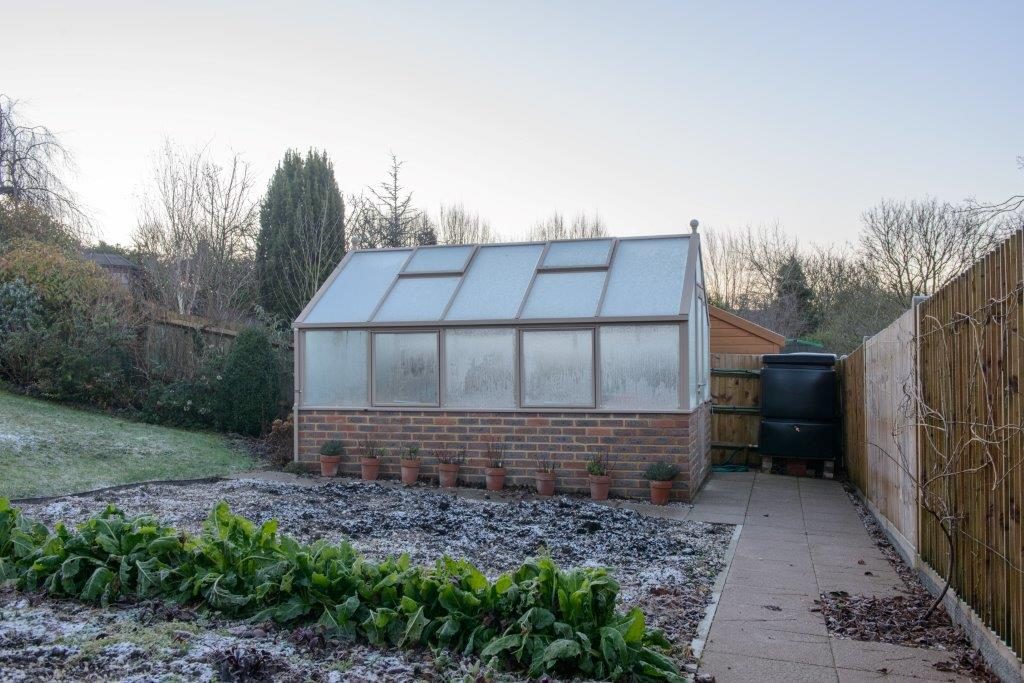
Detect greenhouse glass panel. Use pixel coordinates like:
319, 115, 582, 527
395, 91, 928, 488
373, 276, 460, 321
600, 237, 688, 316
444, 329, 516, 408
542, 239, 612, 268
303, 249, 411, 323
302, 330, 368, 406
521, 329, 594, 406
445, 244, 544, 320
599, 325, 679, 409
373, 332, 439, 405
404, 245, 474, 273
520, 271, 606, 318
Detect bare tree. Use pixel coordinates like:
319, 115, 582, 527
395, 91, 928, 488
437, 203, 496, 245
133, 141, 257, 320
528, 211, 607, 241
860, 198, 998, 301
0, 94, 86, 233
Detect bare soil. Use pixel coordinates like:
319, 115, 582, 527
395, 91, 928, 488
0, 477, 733, 682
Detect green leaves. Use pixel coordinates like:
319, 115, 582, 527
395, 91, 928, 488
0, 497, 682, 682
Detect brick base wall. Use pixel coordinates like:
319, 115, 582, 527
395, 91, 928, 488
297, 405, 713, 502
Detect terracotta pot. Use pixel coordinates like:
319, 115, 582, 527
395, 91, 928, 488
320, 455, 341, 478
649, 480, 673, 506
400, 459, 420, 486
589, 474, 611, 501
360, 457, 380, 481
535, 471, 556, 496
438, 463, 459, 488
485, 467, 506, 492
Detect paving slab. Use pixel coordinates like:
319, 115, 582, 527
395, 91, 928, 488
697, 472, 964, 683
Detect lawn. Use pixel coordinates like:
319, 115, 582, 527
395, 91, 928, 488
0, 389, 255, 499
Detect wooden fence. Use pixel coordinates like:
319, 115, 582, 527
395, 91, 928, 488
841, 229, 1024, 659
710, 353, 762, 466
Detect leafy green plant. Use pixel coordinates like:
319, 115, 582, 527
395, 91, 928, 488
0, 498, 683, 682
319, 440, 345, 457
361, 438, 384, 460
587, 449, 609, 476
643, 462, 680, 482
401, 445, 420, 462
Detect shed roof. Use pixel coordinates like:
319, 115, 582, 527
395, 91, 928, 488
296, 234, 701, 327
709, 306, 786, 345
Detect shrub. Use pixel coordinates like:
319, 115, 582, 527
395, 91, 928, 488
0, 499, 683, 681
586, 449, 609, 477
216, 328, 280, 436
262, 416, 294, 468
319, 440, 345, 457
643, 462, 680, 482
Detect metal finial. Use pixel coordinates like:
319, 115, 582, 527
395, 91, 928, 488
689, 219, 699, 233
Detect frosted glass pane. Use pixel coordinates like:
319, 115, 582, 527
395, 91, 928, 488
542, 240, 612, 267
600, 237, 689, 316
374, 276, 460, 321
688, 293, 698, 407
521, 271, 606, 318
446, 244, 544, 320
599, 325, 679, 410
302, 330, 368, 406
404, 246, 474, 273
373, 332, 439, 405
521, 329, 594, 406
444, 329, 515, 408
303, 250, 411, 323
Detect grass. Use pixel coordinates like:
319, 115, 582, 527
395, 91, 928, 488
0, 389, 255, 499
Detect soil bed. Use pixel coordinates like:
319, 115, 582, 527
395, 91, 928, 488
0, 477, 732, 681
816, 485, 996, 682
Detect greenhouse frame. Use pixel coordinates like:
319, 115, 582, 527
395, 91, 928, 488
293, 233, 712, 501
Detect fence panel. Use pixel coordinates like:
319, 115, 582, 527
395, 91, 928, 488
710, 353, 762, 466
839, 346, 867, 493
864, 308, 919, 553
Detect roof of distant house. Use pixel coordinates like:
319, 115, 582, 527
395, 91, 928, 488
83, 251, 137, 269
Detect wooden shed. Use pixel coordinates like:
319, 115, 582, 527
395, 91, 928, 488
709, 306, 784, 354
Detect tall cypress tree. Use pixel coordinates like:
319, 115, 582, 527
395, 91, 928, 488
256, 150, 345, 322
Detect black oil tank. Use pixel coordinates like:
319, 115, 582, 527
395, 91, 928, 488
760, 359, 837, 421
758, 419, 839, 460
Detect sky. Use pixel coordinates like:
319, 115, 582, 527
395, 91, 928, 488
5, 0, 1023, 246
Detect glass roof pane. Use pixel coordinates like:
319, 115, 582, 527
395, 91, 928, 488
374, 276, 461, 321
303, 250, 411, 323
600, 237, 689, 316
520, 271, 606, 318
404, 245, 474, 273
445, 244, 543, 320
542, 239, 612, 268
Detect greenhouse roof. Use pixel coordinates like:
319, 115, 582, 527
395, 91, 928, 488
296, 234, 701, 327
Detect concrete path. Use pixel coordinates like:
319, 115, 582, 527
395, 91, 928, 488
692, 472, 972, 682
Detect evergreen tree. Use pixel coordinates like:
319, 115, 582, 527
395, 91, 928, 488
773, 255, 817, 336
256, 149, 345, 322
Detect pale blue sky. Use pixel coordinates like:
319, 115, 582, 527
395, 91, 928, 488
5, 1, 1023, 245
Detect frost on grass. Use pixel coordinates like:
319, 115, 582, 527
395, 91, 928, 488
1, 478, 733, 681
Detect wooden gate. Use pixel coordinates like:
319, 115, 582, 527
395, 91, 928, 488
710, 353, 762, 466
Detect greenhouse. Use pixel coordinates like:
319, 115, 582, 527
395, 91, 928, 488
293, 233, 712, 501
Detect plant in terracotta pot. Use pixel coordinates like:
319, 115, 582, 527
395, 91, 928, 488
644, 461, 679, 506
587, 448, 611, 501
400, 446, 421, 486
360, 437, 383, 481
434, 446, 465, 488
483, 439, 508, 492
319, 440, 345, 477
535, 455, 556, 496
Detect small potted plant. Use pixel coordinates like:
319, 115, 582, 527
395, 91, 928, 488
434, 446, 465, 488
644, 462, 679, 505
484, 439, 508, 492
360, 437, 382, 481
587, 448, 611, 501
319, 440, 345, 477
535, 455, 556, 496
400, 445, 421, 486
